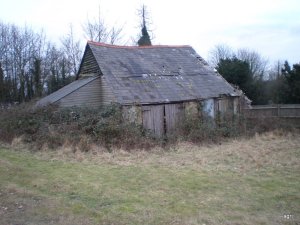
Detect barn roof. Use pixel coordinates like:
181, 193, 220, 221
83, 41, 239, 105
36, 76, 98, 107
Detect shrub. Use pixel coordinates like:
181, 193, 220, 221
1, 102, 297, 152
0, 103, 156, 151
175, 112, 243, 144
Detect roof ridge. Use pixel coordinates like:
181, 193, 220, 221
87, 41, 191, 49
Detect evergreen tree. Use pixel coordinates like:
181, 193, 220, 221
0, 62, 4, 102
137, 5, 152, 46
32, 58, 42, 97
282, 61, 300, 103
216, 57, 267, 104
217, 57, 252, 92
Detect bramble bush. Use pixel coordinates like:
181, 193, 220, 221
0, 103, 156, 151
1, 103, 297, 151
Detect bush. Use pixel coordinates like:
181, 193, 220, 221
175, 112, 243, 144
0, 103, 156, 151
1, 102, 297, 152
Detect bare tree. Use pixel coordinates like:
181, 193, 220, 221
208, 44, 233, 67
108, 26, 123, 45
0, 62, 4, 101
237, 48, 268, 79
83, 6, 108, 43
208, 44, 268, 79
83, 6, 123, 45
268, 60, 283, 80
61, 24, 83, 76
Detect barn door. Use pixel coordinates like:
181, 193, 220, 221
142, 105, 164, 137
142, 103, 184, 137
165, 103, 184, 135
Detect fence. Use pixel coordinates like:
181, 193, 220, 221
243, 104, 300, 118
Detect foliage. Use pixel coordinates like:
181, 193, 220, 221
137, 26, 152, 46
137, 5, 152, 46
175, 111, 242, 144
0, 104, 155, 151
216, 57, 268, 104
0, 21, 81, 104
208, 44, 233, 67
281, 61, 300, 103
209, 44, 300, 104
217, 57, 252, 92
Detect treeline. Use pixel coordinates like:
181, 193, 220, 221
0, 22, 82, 104
1, 20, 299, 105
0, 6, 148, 104
209, 45, 300, 104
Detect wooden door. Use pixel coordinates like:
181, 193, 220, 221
142, 105, 164, 137
165, 103, 184, 135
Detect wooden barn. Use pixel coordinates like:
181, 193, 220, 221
37, 41, 243, 136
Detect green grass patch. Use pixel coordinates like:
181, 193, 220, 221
0, 133, 299, 224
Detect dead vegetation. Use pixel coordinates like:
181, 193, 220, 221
0, 103, 158, 151
0, 131, 299, 225
0, 103, 299, 153
34, 130, 300, 173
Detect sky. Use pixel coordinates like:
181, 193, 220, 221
0, 0, 300, 65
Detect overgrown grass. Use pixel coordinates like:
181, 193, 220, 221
0, 132, 299, 224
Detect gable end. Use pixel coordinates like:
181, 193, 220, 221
77, 45, 102, 79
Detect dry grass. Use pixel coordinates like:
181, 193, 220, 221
1, 131, 299, 225
36, 130, 300, 173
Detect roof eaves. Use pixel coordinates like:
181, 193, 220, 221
87, 41, 191, 49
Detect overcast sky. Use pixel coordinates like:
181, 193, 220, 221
1, 0, 299, 65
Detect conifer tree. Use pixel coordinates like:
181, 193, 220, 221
137, 5, 152, 46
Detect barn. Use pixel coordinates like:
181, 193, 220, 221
37, 41, 243, 136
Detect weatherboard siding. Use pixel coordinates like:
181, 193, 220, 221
79, 46, 101, 77
57, 76, 115, 107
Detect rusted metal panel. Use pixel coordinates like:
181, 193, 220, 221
142, 105, 164, 137
165, 103, 184, 134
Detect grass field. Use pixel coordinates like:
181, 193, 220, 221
0, 132, 299, 225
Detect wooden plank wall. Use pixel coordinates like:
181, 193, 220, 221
165, 103, 184, 134
142, 105, 164, 137
79, 46, 101, 77
126, 97, 240, 137
243, 104, 300, 118
58, 77, 115, 108
214, 97, 239, 122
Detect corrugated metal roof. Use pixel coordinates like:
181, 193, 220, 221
36, 76, 99, 107
87, 42, 239, 105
